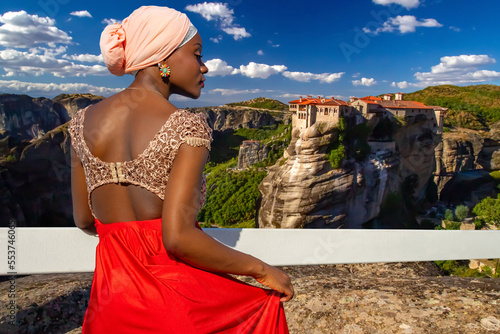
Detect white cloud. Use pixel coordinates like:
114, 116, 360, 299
63, 54, 103, 63
363, 15, 443, 34
268, 40, 280, 48
449, 26, 460, 32
276, 93, 300, 99
429, 55, 495, 73
282, 71, 344, 83
185, 2, 250, 40
0, 47, 108, 78
205, 59, 287, 79
102, 18, 120, 25
238, 62, 287, 79
0, 10, 72, 48
257, 50, 264, 56
393, 54, 500, 88
0, 79, 122, 97
70, 11, 92, 18
221, 26, 250, 40
352, 77, 377, 86
391, 81, 410, 89
210, 88, 262, 96
185, 2, 234, 23
372, 0, 420, 10
210, 35, 223, 43
414, 55, 500, 85
205, 59, 238, 77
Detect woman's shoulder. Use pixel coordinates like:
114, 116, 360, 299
170, 109, 213, 148
172, 109, 211, 130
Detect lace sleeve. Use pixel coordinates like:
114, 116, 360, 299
178, 111, 213, 150
67, 109, 83, 160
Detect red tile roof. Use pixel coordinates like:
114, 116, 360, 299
361, 96, 383, 102
288, 97, 348, 106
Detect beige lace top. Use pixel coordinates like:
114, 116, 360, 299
68, 107, 213, 219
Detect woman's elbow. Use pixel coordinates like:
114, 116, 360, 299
73, 212, 94, 231
162, 228, 190, 257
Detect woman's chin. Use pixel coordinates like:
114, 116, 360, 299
172, 90, 201, 100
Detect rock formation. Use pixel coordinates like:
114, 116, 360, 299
478, 121, 500, 171
258, 114, 441, 229
434, 131, 484, 192
0, 94, 102, 227
192, 106, 290, 132
0, 123, 73, 227
237, 141, 270, 169
0, 94, 103, 141
52, 94, 104, 120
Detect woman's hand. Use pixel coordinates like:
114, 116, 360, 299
254, 264, 294, 302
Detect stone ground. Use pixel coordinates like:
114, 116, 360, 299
0, 262, 499, 334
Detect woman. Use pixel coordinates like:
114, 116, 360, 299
68, 6, 293, 333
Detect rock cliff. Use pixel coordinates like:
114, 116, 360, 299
434, 131, 484, 191
52, 94, 104, 120
434, 124, 500, 206
478, 121, 500, 171
237, 141, 270, 169
0, 94, 103, 141
258, 114, 441, 229
0, 123, 73, 227
0, 94, 102, 227
192, 106, 289, 132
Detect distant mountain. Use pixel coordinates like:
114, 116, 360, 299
226, 97, 288, 111
404, 84, 500, 130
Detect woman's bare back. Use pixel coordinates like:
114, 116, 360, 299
82, 89, 178, 224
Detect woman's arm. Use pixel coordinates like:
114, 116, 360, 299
70, 146, 97, 236
162, 144, 294, 302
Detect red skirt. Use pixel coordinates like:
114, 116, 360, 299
82, 218, 288, 333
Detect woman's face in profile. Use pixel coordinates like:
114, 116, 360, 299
167, 33, 208, 99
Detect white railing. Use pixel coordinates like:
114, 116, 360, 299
1, 227, 499, 275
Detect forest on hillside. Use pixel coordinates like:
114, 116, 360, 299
405, 84, 500, 131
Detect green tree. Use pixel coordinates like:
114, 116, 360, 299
472, 194, 500, 227
455, 205, 469, 222
444, 209, 454, 221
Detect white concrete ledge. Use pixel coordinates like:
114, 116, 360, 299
1, 227, 499, 275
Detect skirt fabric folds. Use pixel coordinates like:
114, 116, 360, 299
82, 218, 288, 333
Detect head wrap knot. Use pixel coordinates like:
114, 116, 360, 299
100, 23, 126, 76
100, 6, 195, 76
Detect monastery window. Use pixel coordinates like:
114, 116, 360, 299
324, 108, 328, 115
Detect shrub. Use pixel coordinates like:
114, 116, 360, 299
472, 195, 500, 227
444, 209, 454, 221
434, 260, 487, 278
325, 118, 346, 169
455, 205, 469, 222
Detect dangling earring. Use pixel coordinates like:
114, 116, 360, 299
158, 63, 171, 78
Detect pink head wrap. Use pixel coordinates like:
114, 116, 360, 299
100, 6, 193, 76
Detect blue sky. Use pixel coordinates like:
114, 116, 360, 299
0, 0, 499, 107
